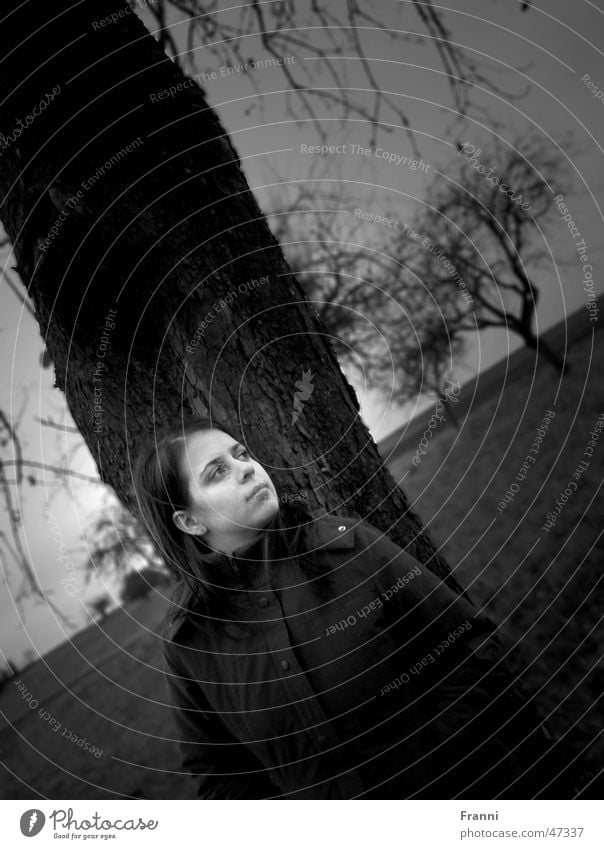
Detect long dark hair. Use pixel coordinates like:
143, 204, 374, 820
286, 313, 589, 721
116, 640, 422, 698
132, 416, 334, 620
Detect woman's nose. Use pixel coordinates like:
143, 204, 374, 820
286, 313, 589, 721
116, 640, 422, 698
238, 460, 254, 482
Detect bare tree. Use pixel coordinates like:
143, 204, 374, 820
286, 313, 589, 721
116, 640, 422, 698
264, 167, 469, 417
83, 491, 165, 586
408, 133, 573, 372
0, 407, 87, 628
0, 393, 167, 617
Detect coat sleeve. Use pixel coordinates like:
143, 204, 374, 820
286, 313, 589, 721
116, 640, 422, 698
163, 647, 281, 800
355, 518, 499, 657
356, 519, 553, 793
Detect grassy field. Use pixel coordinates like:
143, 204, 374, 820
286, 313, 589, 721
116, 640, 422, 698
386, 325, 604, 774
1, 326, 602, 799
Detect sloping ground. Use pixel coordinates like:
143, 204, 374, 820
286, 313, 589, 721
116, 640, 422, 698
0, 594, 186, 799
383, 325, 604, 775
0, 325, 602, 799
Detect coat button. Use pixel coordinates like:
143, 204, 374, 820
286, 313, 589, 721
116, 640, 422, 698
280, 659, 289, 670
258, 596, 269, 607
232, 565, 240, 575
338, 525, 346, 532
318, 734, 327, 745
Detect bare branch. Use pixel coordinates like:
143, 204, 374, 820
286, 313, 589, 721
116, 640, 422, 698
1, 459, 100, 484
34, 416, 81, 434
152, 0, 523, 150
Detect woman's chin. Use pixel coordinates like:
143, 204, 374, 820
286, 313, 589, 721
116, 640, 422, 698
252, 490, 280, 519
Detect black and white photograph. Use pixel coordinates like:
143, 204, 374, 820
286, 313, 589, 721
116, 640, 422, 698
0, 0, 603, 841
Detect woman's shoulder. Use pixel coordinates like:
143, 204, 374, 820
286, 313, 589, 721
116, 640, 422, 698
304, 508, 360, 550
160, 581, 209, 649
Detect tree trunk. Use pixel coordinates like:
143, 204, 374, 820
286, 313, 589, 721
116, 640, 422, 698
440, 394, 461, 430
0, 0, 462, 592
524, 334, 569, 375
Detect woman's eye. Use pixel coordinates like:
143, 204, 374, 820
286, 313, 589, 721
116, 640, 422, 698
239, 450, 249, 459
211, 463, 227, 479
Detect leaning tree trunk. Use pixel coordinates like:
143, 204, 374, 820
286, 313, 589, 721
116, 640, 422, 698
0, 0, 463, 592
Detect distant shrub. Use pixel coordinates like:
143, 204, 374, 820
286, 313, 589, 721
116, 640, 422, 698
120, 567, 170, 605
88, 595, 113, 621
0, 660, 19, 693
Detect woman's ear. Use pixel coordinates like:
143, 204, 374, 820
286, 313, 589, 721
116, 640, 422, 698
172, 510, 207, 537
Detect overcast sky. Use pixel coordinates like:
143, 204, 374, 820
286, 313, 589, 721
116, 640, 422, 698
1, 0, 603, 669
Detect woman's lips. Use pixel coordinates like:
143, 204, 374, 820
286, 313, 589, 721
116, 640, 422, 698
246, 482, 269, 500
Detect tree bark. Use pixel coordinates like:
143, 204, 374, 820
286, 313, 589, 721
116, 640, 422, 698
0, 0, 463, 592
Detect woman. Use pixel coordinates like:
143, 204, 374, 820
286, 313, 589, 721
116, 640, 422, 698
134, 417, 585, 800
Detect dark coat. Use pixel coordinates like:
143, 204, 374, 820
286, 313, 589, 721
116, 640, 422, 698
161, 511, 572, 799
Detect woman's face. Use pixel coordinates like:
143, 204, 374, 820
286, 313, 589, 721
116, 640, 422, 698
172, 428, 280, 552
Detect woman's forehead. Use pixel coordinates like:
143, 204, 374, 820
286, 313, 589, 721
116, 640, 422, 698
183, 429, 238, 463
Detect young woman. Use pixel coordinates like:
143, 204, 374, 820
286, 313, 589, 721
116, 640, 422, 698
134, 416, 585, 800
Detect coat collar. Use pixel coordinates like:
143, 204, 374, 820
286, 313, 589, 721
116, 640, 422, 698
162, 510, 357, 643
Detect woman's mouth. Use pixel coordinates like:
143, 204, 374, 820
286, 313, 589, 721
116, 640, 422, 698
246, 483, 269, 501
